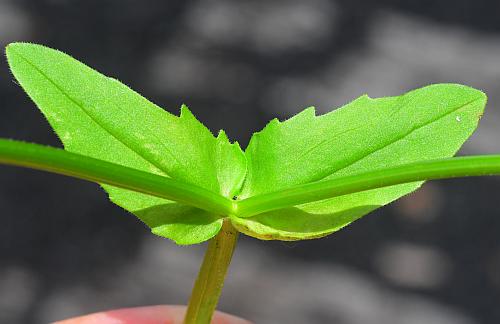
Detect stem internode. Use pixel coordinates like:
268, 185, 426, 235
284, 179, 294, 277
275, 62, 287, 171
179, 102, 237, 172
184, 219, 239, 324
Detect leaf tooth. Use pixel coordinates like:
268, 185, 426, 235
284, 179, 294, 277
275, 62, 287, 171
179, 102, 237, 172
217, 129, 229, 142
232, 140, 243, 151
267, 117, 280, 128
295, 106, 316, 119
217, 130, 242, 149
179, 103, 194, 119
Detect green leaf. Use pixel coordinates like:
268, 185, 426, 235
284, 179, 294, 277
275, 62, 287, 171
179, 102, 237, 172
136, 203, 223, 245
6, 42, 246, 244
5, 42, 490, 243
215, 130, 247, 198
234, 84, 486, 240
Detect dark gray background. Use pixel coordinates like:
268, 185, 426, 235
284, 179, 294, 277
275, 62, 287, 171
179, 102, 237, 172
0, 1, 500, 323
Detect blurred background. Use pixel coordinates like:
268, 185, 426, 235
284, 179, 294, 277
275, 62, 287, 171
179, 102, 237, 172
1, 0, 500, 323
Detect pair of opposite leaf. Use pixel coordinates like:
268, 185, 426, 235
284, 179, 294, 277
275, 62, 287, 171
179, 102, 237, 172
5, 43, 487, 245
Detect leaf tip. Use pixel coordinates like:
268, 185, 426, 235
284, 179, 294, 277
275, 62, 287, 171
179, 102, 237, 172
476, 88, 488, 105
5, 42, 22, 63
435, 83, 488, 116
5, 42, 42, 57
5, 42, 22, 54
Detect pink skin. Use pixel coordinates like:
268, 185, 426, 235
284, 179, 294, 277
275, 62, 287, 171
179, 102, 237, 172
53, 305, 253, 324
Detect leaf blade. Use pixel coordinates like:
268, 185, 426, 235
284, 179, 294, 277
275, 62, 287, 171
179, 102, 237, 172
235, 84, 487, 240
6, 43, 245, 244
241, 84, 486, 197
6, 43, 217, 190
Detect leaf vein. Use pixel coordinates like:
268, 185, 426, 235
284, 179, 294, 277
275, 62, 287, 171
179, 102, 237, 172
13, 50, 172, 176
315, 96, 483, 182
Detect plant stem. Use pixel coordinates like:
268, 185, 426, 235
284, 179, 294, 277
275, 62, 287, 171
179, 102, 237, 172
237, 155, 500, 217
184, 219, 239, 324
0, 139, 233, 215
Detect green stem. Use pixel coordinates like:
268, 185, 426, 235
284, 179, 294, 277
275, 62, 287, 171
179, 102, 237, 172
4, 139, 500, 221
237, 155, 500, 217
184, 219, 239, 324
0, 139, 233, 215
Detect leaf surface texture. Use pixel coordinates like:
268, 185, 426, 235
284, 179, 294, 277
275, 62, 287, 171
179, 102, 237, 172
7, 43, 246, 244
235, 84, 486, 240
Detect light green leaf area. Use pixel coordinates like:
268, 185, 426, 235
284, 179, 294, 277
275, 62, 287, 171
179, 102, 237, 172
234, 84, 486, 240
6, 43, 246, 245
